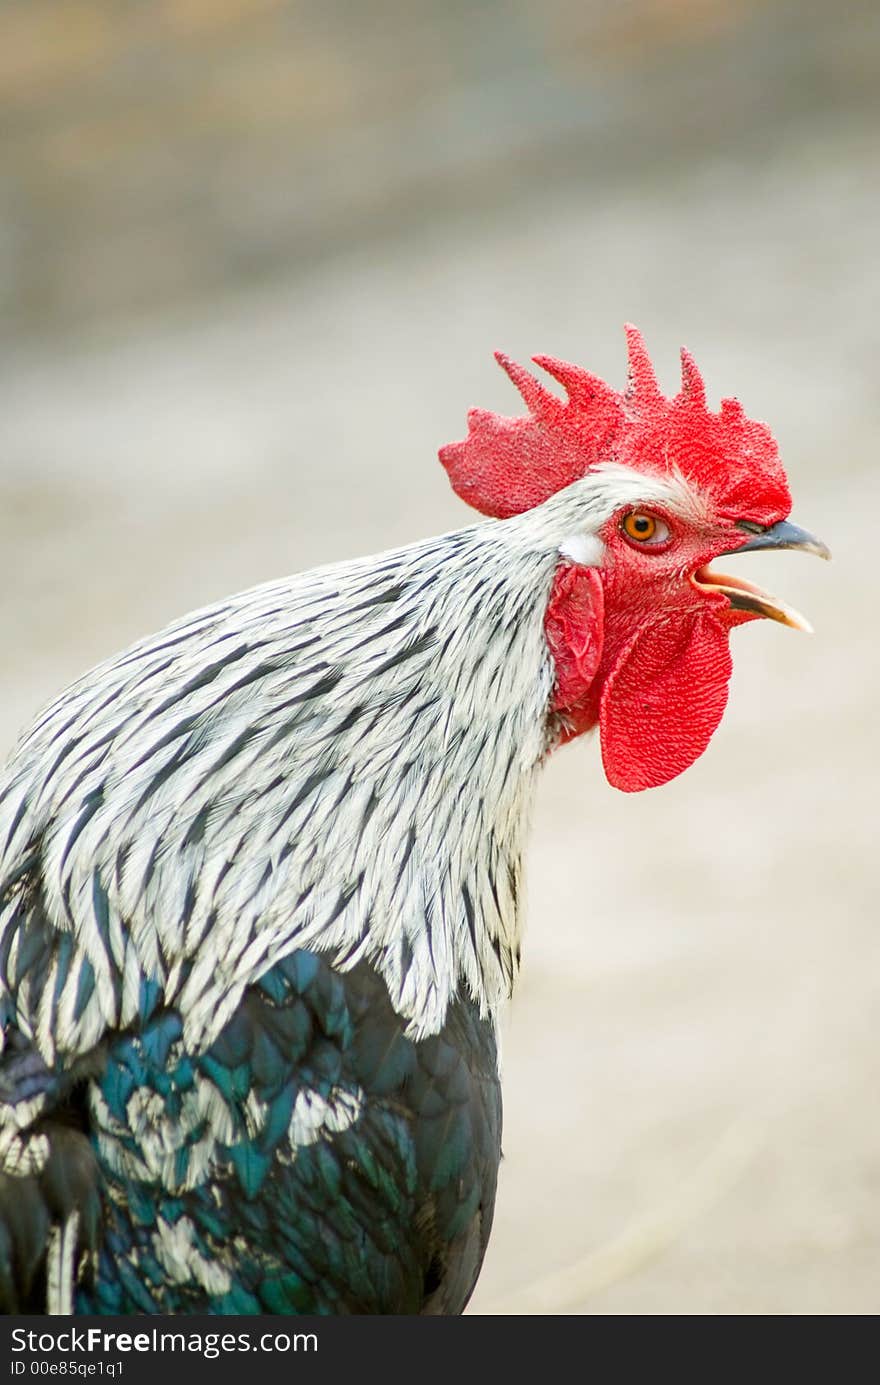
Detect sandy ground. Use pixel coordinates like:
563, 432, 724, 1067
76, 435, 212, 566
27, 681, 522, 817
1, 115, 878, 1315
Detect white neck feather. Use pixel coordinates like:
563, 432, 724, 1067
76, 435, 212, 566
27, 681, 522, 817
0, 468, 698, 1052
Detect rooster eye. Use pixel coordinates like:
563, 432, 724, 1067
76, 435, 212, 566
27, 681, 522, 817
621, 511, 670, 546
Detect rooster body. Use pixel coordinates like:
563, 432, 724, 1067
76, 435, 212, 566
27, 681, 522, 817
0, 331, 825, 1313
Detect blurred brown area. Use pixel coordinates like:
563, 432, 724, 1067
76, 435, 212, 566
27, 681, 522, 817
1, 0, 879, 1316
1, 0, 879, 338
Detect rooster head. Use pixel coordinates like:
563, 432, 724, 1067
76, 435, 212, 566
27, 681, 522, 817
439, 326, 828, 792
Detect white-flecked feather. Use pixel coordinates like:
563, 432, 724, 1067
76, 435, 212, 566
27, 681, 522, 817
0, 467, 700, 1062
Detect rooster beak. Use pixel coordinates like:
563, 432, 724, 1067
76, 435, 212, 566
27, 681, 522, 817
693, 520, 830, 633
732, 519, 831, 561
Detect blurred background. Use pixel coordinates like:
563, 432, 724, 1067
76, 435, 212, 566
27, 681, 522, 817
1, 0, 878, 1314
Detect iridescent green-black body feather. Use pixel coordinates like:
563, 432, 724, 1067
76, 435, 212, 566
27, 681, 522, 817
1, 950, 500, 1314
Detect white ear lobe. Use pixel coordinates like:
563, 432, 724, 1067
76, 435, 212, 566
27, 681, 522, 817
558, 534, 604, 567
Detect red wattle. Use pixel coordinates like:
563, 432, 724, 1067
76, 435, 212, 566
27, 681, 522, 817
544, 565, 605, 741
598, 614, 733, 792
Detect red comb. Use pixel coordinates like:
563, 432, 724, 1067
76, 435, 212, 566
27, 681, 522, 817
439, 326, 791, 524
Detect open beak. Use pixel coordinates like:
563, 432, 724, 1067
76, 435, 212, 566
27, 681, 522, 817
693, 520, 830, 633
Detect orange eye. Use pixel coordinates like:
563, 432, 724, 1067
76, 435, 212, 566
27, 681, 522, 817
621, 511, 671, 545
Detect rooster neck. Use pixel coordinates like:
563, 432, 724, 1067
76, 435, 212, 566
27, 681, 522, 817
233, 523, 562, 1043
0, 518, 567, 1062
1, 469, 706, 1061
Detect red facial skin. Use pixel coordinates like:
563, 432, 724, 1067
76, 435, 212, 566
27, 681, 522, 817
439, 328, 795, 793
545, 508, 761, 792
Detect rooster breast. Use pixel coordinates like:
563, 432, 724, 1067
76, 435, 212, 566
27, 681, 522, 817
75, 949, 502, 1313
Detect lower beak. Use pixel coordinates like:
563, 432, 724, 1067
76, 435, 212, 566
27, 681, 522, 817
693, 520, 830, 632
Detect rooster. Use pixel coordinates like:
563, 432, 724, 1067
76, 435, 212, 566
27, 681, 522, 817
0, 328, 826, 1315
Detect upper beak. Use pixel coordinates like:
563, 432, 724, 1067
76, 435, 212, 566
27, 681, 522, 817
693, 519, 830, 633
732, 519, 831, 562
